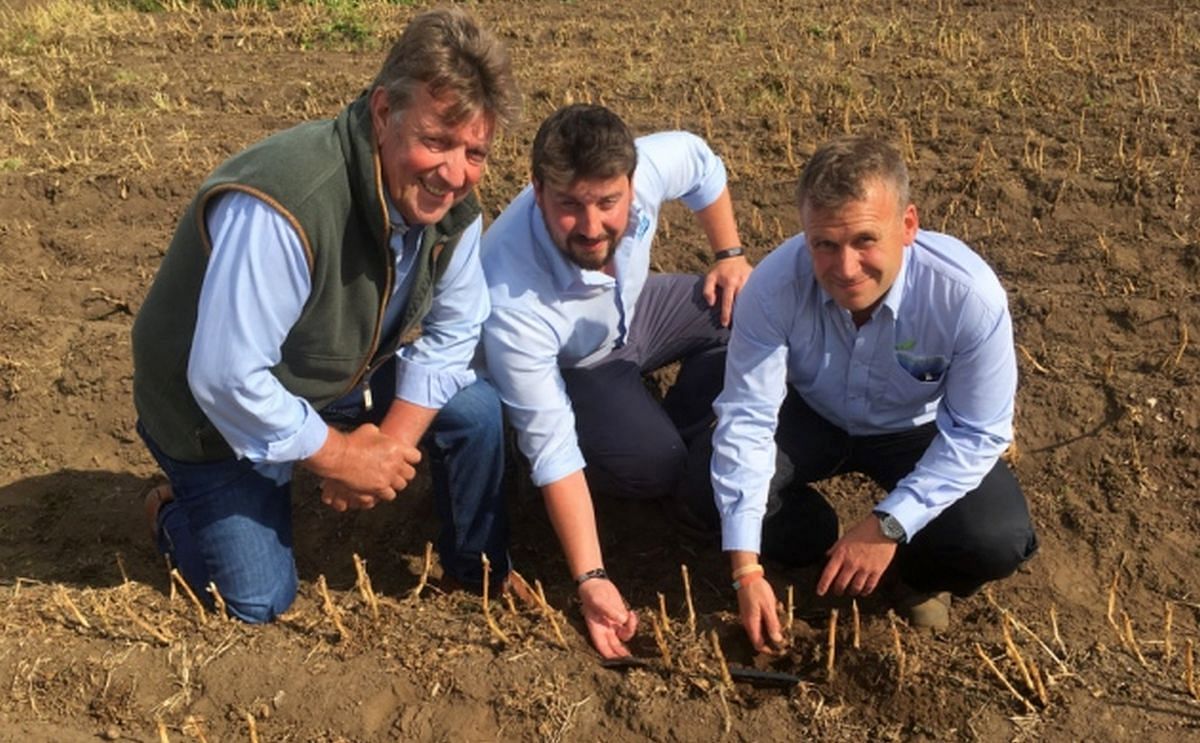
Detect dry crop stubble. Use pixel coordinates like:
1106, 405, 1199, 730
1, 0, 1200, 740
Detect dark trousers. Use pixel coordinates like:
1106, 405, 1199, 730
687, 391, 1038, 596
562, 274, 728, 500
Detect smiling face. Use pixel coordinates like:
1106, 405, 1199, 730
370, 83, 495, 226
534, 173, 633, 271
803, 178, 919, 325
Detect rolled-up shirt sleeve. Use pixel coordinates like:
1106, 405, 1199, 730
634, 131, 728, 212
483, 306, 587, 486
187, 191, 329, 467
394, 217, 488, 409
711, 269, 793, 554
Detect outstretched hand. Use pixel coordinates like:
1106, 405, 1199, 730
578, 578, 638, 659
816, 514, 898, 597
737, 578, 786, 655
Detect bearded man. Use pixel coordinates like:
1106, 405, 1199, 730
480, 104, 751, 658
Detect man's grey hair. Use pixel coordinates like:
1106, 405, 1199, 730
797, 135, 910, 211
371, 6, 520, 130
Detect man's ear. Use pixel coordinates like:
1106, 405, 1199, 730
368, 87, 390, 137
531, 175, 544, 207
902, 203, 919, 244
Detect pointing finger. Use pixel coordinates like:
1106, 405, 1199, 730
816, 556, 840, 596
702, 272, 718, 306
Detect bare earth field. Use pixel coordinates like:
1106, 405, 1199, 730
1, 0, 1198, 740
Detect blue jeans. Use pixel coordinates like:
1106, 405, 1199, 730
139, 377, 508, 622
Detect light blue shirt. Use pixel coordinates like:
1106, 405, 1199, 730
712, 230, 1017, 553
481, 131, 728, 487
187, 191, 488, 482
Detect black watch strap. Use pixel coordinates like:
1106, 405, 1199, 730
713, 247, 745, 261
574, 567, 608, 585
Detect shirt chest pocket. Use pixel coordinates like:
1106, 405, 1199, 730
880, 351, 947, 411
896, 350, 948, 383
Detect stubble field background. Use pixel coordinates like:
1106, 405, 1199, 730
0, 0, 1198, 740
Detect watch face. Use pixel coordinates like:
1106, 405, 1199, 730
879, 514, 904, 541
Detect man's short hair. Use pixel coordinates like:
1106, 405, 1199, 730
531, 104, 638, 190
797, 136, 910, 211
372, 6, 519, 130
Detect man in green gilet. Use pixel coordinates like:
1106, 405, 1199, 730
131, 7, 520, 622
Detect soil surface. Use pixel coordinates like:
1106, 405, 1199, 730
1, 1, 1199, 741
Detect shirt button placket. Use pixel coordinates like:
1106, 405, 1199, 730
844, 334, 864, 422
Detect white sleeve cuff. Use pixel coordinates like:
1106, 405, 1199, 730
528, 447, 588, 488
875, 488, 934, 540
262, 399, 329, 463
720, 511, 764, 554
394, 356, 477, 409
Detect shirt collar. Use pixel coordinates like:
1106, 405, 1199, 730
386, 198, 411, 237
881, 243, 912, 319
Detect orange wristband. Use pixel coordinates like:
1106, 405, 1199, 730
733, 569, 765, 592
732, 563, 764, 580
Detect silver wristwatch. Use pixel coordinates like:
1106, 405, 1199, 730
874, 510, 907, 544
